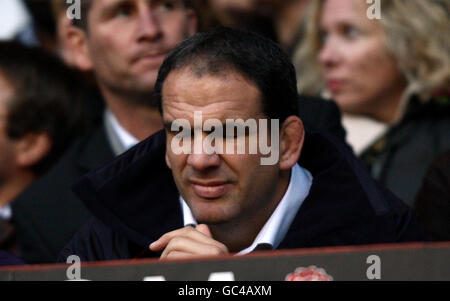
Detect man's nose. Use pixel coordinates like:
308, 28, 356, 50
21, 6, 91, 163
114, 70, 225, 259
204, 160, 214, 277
187, 136, 221, 171
187, 153, 221, 171
136, 6, 162, 41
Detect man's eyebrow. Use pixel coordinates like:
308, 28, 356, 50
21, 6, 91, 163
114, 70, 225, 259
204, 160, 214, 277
101, 0, 133, 17
163, 119, 188, 131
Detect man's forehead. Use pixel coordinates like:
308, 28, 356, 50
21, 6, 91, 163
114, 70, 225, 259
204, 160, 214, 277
161, 68, 264, 120
92, 0, 183, 9
162, 67, 262, 101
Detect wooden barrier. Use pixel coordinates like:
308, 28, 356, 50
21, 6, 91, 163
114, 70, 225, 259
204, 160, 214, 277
1, 242, 449, 281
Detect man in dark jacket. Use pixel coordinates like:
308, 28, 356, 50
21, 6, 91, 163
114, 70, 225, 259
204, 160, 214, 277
0, 42, 87, 262
59, 28, 424, 262
12, 0, 347, 265
11, 0, 198, 264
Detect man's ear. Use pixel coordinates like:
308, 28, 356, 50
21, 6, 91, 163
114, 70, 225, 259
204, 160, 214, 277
65, 24, 93, 71
14, 133, 52, 168
165, 151, 172, 170
278, 116, 305, 171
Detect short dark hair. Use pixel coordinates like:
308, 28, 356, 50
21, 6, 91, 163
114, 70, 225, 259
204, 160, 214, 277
0, 42, 87, 175
155, 27, 299, 124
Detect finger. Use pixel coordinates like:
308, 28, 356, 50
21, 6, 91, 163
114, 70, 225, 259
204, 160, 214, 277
196, 224, 212, 237
164, 251, 194, 260
160, 236, 227, 259
149, 227, 195, 251
150, 226, 219, 251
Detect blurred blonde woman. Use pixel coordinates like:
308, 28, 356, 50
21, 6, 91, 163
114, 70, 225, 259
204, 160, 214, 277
295, 0, 450, 205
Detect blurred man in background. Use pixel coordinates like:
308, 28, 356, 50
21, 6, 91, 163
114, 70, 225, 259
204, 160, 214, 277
13, 0, 347, 264
12, 0, 198, 263
0, 41, 87, 263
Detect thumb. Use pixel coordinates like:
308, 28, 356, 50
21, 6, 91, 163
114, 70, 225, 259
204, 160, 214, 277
196, 224, 212, 238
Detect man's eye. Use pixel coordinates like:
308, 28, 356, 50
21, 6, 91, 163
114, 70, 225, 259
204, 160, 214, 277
343, 26, 360, 39
169, 129, 180, 135
116, 6, 133, 17
159, 1, 175, 11
226, 133, 238, 139
170, 129, 194, 139
225, 129, 245, 139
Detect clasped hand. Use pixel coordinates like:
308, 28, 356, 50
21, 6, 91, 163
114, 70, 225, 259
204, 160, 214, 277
149, 224, 229, 260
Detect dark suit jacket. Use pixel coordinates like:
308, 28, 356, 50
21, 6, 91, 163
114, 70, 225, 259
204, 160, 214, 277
0, 219, 19, 259
361, 96, 450, 205
414, 150, 450, 241
58, 128, 424, 263
298, 96, 346, 141
0, 250, 25, 267
10, 98, 347, 264
12, 126, 115, 264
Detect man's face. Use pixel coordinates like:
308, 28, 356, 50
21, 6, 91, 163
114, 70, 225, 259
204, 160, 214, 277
0, 74, 16, 185
163, 68, 282, 226
83, 0, 197, 97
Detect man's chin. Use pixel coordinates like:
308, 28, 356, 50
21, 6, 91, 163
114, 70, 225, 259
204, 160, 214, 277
195, 215, 229, 226
188, 199, 234, 225
122, 78, 157, 99
126, 70, 158, 88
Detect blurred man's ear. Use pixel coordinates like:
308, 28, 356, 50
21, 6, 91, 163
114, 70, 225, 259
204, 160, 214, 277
165, 151, 172, 170
278, 116, 304, 171
56, 14, 79, 67
65, 24, 93, 71
14, 133, 52, 169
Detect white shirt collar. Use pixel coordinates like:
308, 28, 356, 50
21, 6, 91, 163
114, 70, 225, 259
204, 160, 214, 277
179, 163, 313, 255
342, 114, 388, 155
0, 0, 31, 40
0, 204, 12, 221
105, 109, 139, 151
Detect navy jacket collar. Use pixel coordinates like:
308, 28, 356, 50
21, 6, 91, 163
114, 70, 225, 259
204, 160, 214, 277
73, 130, 182, 247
